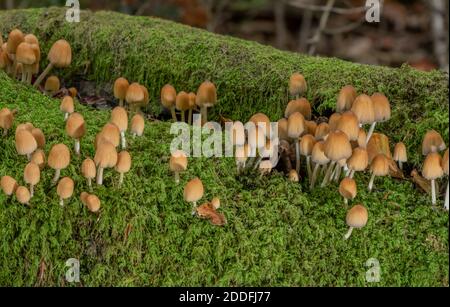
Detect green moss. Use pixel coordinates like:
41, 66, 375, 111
0, 7, 448, 165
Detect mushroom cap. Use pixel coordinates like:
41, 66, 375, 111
288, 169, 299, 182
48, 39, 72, 68
60, 96, 74, 114
99, 123, 120, 148
357, 128, 367, 148
188, 92, 196, 109
111, 107, 128, 132
48, 143, 70, 170
176, 91, 190, 112
337, 85, 357, 113
287, 112, 305, 139
94, 141, 118, 168
81, 158, 96, 179
15, 42, 36, 65
196, 81, 217, 108
249, 113, 271, 138
371, 93, 391, 122
131, 114, 145, 136
324, 130, 352, 162
422, 130, 446, 156
351, 94, 375, 125
315, 122, 330, 141
277, 118, 289, 141
66, 113, 86, 140
30, 43, 41, 62
422, 152, 444, 180
346, 204, 368, 228
442, 149, 449, 176
6, 29, 24, 54
370, 154, 389, 176
31, 149, 46, 170
367, 133, 392, 163
211, 197, 220, 209
300, 134, 316, 156
15, 122, 34, 133
24, 34, 39, 45
80, 192, 89, 206
328, 113, 342, 132
116, 151, 132, 173
0, 51, 12, 69
86, 194, 101, 213
15, 129, 37, 156
31, 128, 46, 149
68, 87, 77, 98
347, 147, 369, 172
24, 162, 40, 185
1, 176, 18, 196
57, 177, 74, 200
0, 108, 14, 130
289, 73, 307, 97
15, 186, 31, 204
285, 98, 311, 120
169, 150, 188, 172
311, 141, 330, 165
125, 83, 145, 105
139, 85, 149, 107
160, 84, 177, 108
339, 177, 357, 200
183, 177, 204, 203
336, 111, 359, 141
113, 77, 129, 100
229, 121, 246, 147
45, 75, 60, 92
393, 142, 407, 163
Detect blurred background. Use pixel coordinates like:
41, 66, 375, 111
1, 0, 449, 72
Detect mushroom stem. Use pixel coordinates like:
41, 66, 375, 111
2, 129, 7, 137
27, 65, 33, 84
345, 168, 351, 177
119, 172, 124, 187
200, 106, 208, 125
334, 165, 342, 182
365, 122, 377, 145
64, 113, 69, 121
87, 177, 92, 189
253, 156, 263, 170
119, 99, 124, 107
431, 179, 436, 206
399, 161, 403, 170
188, 109, 193, 125
26, 153, 31, 161
344, 226, 354, 240
344, 197, 348, 207
52, 169, 61, 184
310, 163, 320, 190
174, 172, 180, 184
74, 139, 80, 155
30, 184, 34, 198
170, 106, 177, 121
191, 201, 197, 216
21, 69, 27, 83
60, 198, 64, 206
349, 170, 355, 179
11, 57, 17, 79
321, 161, 336, 187
445, 182, 449, 211
120, 131, 127, 149
33, 63, 54, 88
97, 167, 104, 185
295, 142, 300, 174
368, 173, 376, 192
181, 111, 186, 123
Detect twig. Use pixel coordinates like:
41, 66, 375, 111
274, 0, 288, 49
430, 0, 449, 72
288, 0, 365, 15
308, 0, 335, 55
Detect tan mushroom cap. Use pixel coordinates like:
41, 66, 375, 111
68, 87, 78, 98
287, 112, 305, 139
98, 123, 120, 148
1, 176, 18, 196
126, 83, 145, 105
328, 113, 342, 132
24, 162, 40, 185
196, 81, 217, 108
315, 122, 330, 141
210, 197, 220, 210
15, 129, 37, 156
371, 93, 391, 122
300, 134, 316, 156
370, 154, 389, 176
393, 142, 407, 163
347, 147, 369, 172
16, 186, 31, 204
48, 39, 72, 68
422, 130, 446, 156
131, 114, 145, 136
422, 152, 444, 180
31, 128, 46, 149
285, 98, 311, 120
94, 141, 118, 168
81, 158, 96, 179
80, 192, 89, 206
289, 73, 307, 97
337, 85, 357, 113
0, 51, 11, 69
170, 150, 188, 172
15, 122, 34, 134
116, 151, 132, 173
277, 118, 289, 141
0, 108, 14, 131
367, 133, 392, 163
351, 94, 375, 125
24, 34, 39, 45
15, 42, 36, 65
346, 204, 368, 228
160, 84, 177, 108
288, 169, 299, 182
183, 177, 204, 203
57, 177, 74, 200
44, 75, 60, 93
86, 194, 101, 213
442, 149, 449, 176
31, 149, 46, 170
66, 113, 86, 139
113, 77, 129, 101
60, 96, 74, 114
48, 143, 71, 170
336, 111, 359, 141
249, 113, 271, 137
339, 177, 357, 200
324, 130, 352, 162
138, 85, 149, 107
305, 120, 317, 136
176, 91, 191, 111
6, 29, 24, 54
357, 128, 367, 148
311, 141, 330, 165
188, 92, 196, 109
111, 107, 128, 132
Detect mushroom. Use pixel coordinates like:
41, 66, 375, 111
288, 169, 299, 182
393, 142, 407, 170
184, 177, 204, 215
1, 176, 18, 197
339, 177, 357, 206
131, 114, 145, 138
66, 113, 86, 155
68, 87, 78, 98
169, 150, 188, 184
442, 149, 449, 210
249, 113, 271, 139
321, 130, 352, 187
115, 151, 132, 187
0, 107, 14, 136
315, 122, 330, 141
0, 51, 12, 74
351, 94, 375, 129
287, 112, 305, 173
305, 120, 317, 136
85, 194, 101, 213
187, 92, 196, 125
31, 149, 46, 170
44, 75, 60, 96
81, 158, 96, 189
16, 122, 34, 133
57, 177, 74, 206
161, 84, 177, 121
422, 152, 444, 206
347, 147, 369, 179
356, 128, 367, 149
34, 39, 72, 88
125, 83, 144, 114
94, 141, 118, 185
24, 162, 40, 197
15, 42, 35, 83
15, 186, 31, 206
15, 129, 37, 160
299, 134, 316, 180
48, 143, 71, 184
176, 91, 190, 123
137, 85, 149, 113
368, 153, 389, 192
289, 73, 307, 99
328, 113, 342, 132
196, 81, 217, 125
336, 111, 359, 142
422, 130, 446, 156
211, 197, 221, 210
31, 127, 46, 149
336, 85, 357, 113
113, 77, 129, 107
60, 96, 74, 121
111, 106, 128, 149
366, 93, 391, 145
284, 98, 311, 120
97, 123, 120, 149
6, 29, 24, 79
310, 141, 330, 189
344, 204, 368, 240
277, 118, 289, 141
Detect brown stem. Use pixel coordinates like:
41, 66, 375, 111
170, 106, 177, 121
33, 63, 53, 88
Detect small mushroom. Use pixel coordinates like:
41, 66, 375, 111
351, 94, 375, 128
336, 85, 357, 113
187, 92, 196, 125
31, 127, 46, 149
169, 150, 188, 184
57, 177, 74, 206
24, 162, 40, 197
176, 91, 190, 123
115, 151, 132, 187
366, 93, 391, 145
300, 134, 316, 180
422, 130, 446, 156
111, 106, 128, 149
344, 204, 368, 240
161, 84, 177, 121
393, 142, 407, 170
113, 77, 129, 107
86, 194, 101, 213
31, 149, 46, 170
305, 120, 317, 136
196, 81, 217, 125
125, 83, 144, 114
68, 87, 78, 98
16, 186, 31, 206
277, 118, 289, 141
183, 177, 204, 215
81, 158, 96, 189
48, 143, 71, 184
287, 112, 305, 174
442, 149, 448, 211
284, 98, 311, 120
15, 129, 37, 160
1, 175, 18, 197
288, 169, 299, 182
288, 73, 307, 99
346, 147, 369, 178
66, 113, 86, 155
339, 177, 357, 207
131, 114, 145, 138
44, 75, 60, 96
315, 122, 330, 141
34, 39, 72, 88
0, 107, 14, 136
211, 197, 220, 210
336, 111, 359, 142
310, 141, 330, 189
321, 130, 352, 187
422, 152, 444, 206
60, 96, 74, 121
6, 29, 24, 79
94, 141, 118, 185
98, 123, 120, 148
368, 154, 389, 192
15, 42, 35, 84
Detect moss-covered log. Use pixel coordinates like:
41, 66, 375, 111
0, 7, 448, 163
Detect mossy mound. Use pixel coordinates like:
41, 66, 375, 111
0, 7, 448, 165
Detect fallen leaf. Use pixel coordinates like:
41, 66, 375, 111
411, 169, 431, 194
196, 202, 227, 226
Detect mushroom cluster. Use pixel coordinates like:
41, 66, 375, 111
113, 77, 149, 114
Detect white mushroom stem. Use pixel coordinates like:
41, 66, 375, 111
174, 172, 180, 184
26, 153, 31, 161
119, 172, 124, 186
310, 163, 320, 189
132, 132, 137, 138
306, 156, 312, 180
349, 170, 356, 179
431, 179, 436, 206
399, 161, 403, 170
344, 227, 354, 240
87, 177, 92, 189
321, 161, 336, 187
445, 182, 449, 211
30, 184, 34, 198
344, 198, 348, 206
119, 99, 124, 107
253, 156, 263, 171
188, 109, 193, 125
52, 169, 61, 184
120, 131, 127, 149
191, 201, 197, 216
181, 111, 186, 123
74, 139, 80, 155
334, 165, 342, 182
345, 168, 351, 177
368, 173, 376, 192
366, 122, 377, 145
295, 142, 300, 174
60, 198, 64, 206
97, 167, 104, 185
170, 106, 177, 121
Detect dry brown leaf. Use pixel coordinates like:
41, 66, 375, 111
411, 169, 431, 194
196, 202, 227, 226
